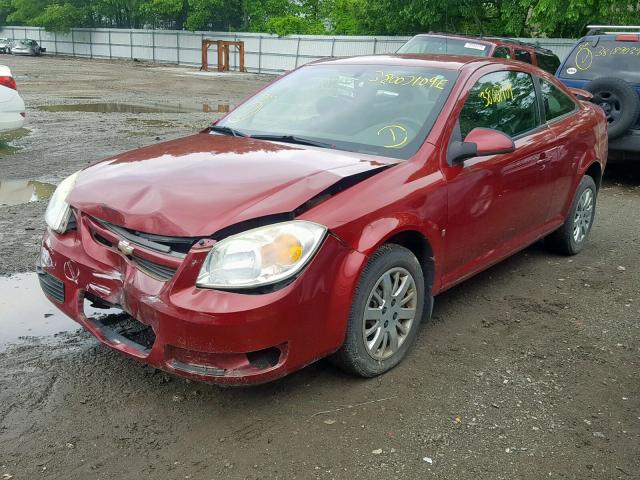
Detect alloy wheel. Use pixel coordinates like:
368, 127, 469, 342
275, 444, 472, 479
573, 188, 594, 243
362, 267, 418, 360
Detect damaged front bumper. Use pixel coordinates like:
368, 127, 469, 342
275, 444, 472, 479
39, 212, 365, 385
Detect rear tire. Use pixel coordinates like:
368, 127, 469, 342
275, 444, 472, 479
585, 77, 640, 140
330, 243, 429, 377
545, 175, 597, 255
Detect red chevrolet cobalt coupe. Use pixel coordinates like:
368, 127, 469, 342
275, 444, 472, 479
39, 55, 607, 384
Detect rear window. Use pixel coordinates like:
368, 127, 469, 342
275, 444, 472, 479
398, 36, 490, 57
559, 38, 640, 82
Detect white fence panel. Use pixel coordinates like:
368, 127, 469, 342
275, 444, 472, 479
0, 26, 577, 74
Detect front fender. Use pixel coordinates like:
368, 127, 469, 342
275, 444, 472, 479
298, 150, 447, 293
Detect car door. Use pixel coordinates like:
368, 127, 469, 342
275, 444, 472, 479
441, 69, 557, 285
536, 77, 585, 222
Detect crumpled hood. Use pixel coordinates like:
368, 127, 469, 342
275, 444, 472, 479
68, 133, 398, 237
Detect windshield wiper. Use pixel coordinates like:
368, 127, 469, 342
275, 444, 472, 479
249, 134, 334, 149
210, 125, 248, 137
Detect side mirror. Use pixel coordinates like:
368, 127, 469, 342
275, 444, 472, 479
447, 127, 515, 165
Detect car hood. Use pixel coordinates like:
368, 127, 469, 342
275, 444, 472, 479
68, 132, 398, 237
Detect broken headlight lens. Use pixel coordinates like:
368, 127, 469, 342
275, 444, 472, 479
44, 171, 80, 234
196, 221, 327, 289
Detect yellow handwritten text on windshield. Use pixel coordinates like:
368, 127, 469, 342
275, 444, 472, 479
369, 72, 448, 89
377, 124, 409, 148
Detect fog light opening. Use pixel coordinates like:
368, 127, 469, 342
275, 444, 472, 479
247, 347, 281, 370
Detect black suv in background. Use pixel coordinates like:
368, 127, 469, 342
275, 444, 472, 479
397, 33, 561, 74
556, 25, 640, 160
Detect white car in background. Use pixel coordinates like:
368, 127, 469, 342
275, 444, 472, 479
0, 65, 25, 133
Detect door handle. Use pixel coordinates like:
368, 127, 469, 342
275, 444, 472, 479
536, 152, 547, 165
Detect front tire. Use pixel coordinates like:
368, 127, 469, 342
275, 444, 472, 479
330, 243, 429, 377
545, 175, 597, 255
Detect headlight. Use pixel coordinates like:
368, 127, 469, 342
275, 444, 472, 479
197, 220, 327, 289
44, 171, 80, 233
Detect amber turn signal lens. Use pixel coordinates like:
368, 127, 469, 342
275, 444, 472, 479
262, 234, 303, 267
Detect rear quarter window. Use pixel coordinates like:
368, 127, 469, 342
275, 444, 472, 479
560, 39, 640, 82
540, 79, 577, 121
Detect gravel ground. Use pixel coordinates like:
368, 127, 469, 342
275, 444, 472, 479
0, 55, 638, 480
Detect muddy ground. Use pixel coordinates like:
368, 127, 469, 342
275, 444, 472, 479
0, 55, 638, 480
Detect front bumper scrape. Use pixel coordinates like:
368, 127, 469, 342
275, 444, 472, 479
40, 216, 366, 384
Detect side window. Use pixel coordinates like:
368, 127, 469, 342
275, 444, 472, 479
459, 71, 540, 138
536, 52, 561, 74
493, 47, 511, 59
514, 49, 532, 64
540, 79, 577, 121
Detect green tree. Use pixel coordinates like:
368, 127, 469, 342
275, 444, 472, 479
91, 0, 146, 28
184, 0, 244, 31
141, 0, 186, 28
6, 0, 49, 25
327, 0, 362, 35
264, 14, 324, 36
0, 0, 636, 37
243, 0, 295, 32
529, 0, 640, 37
31, 3, 83, 32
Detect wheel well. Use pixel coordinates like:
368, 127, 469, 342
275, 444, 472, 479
585, 162, 602, 191
385, 231, 435, 293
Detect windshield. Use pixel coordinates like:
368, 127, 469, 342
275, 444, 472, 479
215, 64, 457, 159
398, 36, 490, 57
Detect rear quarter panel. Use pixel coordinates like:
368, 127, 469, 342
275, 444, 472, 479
547, 100, 607, 221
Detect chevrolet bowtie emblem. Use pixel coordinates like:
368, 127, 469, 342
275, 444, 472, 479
117, 240, 134, 256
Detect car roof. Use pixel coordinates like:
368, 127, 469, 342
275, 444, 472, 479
410, 33, 494, 46
310, 54, 512, 71
579, 33, 638, 42
408, 33, 555, 54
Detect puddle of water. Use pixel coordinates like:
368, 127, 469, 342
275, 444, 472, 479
0, 179, 56, 206
0, 128, 30, 155
0, 273, 132, 352
0, 273, 81, 351
37, 102, 233, 114
0, 142, 20, 155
